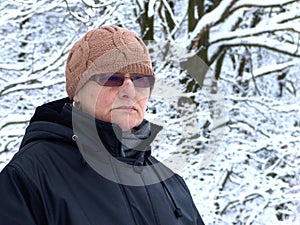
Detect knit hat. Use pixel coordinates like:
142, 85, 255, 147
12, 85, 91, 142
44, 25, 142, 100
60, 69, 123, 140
65, 25, 155, 99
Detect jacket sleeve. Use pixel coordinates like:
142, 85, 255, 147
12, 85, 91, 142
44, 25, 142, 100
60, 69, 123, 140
197, 212, 205, 225
175, 175, 206, 225
0, 165, 40, 224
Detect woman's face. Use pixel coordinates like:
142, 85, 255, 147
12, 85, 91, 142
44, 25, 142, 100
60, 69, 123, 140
74, 73, 151, 131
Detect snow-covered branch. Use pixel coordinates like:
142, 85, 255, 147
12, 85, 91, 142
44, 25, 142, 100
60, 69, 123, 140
210, 22, 300, 45
0, 114, 30, 131
161, 0, 179, 29
0, 0, 64, 27
243, 61, 295, 80
209, 36, 300, 63
81, 0, 118, 8
233, 0, 299, 10
0, 31, 75, 96
185, 0, 298, 50
186, 0, 238, 47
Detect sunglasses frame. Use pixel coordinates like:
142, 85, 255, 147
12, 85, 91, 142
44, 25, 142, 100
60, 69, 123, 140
89, 73, 155, 88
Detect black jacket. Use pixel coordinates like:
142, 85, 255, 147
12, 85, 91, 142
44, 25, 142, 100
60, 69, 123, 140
0, 98, 205, 225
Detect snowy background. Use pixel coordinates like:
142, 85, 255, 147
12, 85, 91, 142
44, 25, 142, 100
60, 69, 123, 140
1, 0, 300, 224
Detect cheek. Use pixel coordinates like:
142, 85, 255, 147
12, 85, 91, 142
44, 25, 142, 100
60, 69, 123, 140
137, 89, 150, 105
94, 90, 116, 120
76, 88, 98, 116
98, 89, 117, 107
78, 86, 104, 117
139, 97, 149, 110
87, 92, 101, 112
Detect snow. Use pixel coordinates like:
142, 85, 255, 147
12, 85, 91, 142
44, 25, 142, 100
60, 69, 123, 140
147, 0, 156, 17
1, 0, 300, 224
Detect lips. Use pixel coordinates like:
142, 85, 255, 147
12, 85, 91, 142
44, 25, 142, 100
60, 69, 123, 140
113, 106, 137, 111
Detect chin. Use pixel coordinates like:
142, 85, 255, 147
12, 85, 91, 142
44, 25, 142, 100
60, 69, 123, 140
115, 119, 142, 131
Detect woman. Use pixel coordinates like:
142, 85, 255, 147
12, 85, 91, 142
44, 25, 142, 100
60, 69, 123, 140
0, 25, 205, 225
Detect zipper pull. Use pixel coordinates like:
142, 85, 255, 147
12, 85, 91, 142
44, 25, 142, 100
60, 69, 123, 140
174, 208, 183, 218
72, 134, 87, 166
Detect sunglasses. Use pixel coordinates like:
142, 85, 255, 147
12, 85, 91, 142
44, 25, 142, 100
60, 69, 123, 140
89, 73, 155, 88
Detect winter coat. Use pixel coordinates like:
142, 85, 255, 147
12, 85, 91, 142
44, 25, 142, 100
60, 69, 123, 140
0, 97, 205, 225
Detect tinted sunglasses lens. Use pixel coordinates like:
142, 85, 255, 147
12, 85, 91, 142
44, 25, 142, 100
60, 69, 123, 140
104, 74, 124, 86
132, 75, 155, 88
91, 74, 154, 87
92, 74, 124, 86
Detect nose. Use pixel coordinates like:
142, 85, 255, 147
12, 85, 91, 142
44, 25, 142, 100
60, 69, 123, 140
119, 75, 136, 99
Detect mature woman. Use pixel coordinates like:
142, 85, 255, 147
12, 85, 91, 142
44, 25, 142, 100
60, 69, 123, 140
0, 25, 205, 225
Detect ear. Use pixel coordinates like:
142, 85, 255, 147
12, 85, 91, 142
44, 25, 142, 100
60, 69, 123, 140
73, 94, 80, 103
73, 94, 78, 102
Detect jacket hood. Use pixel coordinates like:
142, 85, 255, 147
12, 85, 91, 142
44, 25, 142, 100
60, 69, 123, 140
20, 98, 163, 164
20, 98, 74, 148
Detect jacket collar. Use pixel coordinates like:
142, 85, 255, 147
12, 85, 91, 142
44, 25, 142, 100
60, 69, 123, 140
61, 103, 163, 161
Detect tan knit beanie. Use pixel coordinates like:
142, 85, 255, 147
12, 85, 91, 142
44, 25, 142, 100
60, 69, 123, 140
65, 25, 155, 99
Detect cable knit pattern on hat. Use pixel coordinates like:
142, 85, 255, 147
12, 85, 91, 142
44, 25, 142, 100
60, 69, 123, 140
65, 25, 154, 99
